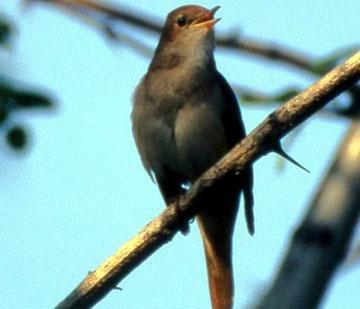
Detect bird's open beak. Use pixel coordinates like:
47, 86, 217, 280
192, 6, 221, 29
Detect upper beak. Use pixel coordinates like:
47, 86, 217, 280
192, 6, 221, 29
211, 6, 221, 15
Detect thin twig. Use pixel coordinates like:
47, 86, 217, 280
217, 36, 314, 73
30, 0, 316, 73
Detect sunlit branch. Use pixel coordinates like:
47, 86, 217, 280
55, 51, 360, 309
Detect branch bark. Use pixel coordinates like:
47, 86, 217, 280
55, 51, 360, 308
257, 120, 360, 309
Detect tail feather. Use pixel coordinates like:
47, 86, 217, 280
196, 188, 239, 309
243, 167, 255, 235
243, 187, 254, 235
197, 217, 234, 309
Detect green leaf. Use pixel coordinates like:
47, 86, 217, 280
310, 46, 360, 75
0, 78, 53, 110
0, 17, 13, 47
6, 126, 27, 150
272, 89, 300, 102
0, 108, 8, 124
239, 87, 300, 104
14, 91, 53, 109
239, 93, 267, 103
0, 80, 13, 101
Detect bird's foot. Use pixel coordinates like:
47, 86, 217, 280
171, 196, 190, 235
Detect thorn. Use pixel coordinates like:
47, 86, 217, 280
113, 286, 123, 291
273, 142, 310, 173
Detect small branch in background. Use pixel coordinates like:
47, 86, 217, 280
102, 22, 154, 58
0, 76, 54, 151
55, 52, 360, 309
46, 0, 356, 114
0, 14, 54, 152
217, 35, 314, 73
48, 0, 163, 32
256, 120, 360, 309
28, 0, 357, 75
29, 0, 360, 120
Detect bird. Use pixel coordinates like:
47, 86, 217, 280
132, 5, 254, 309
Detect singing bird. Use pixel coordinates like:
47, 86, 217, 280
132, 5, 254, 309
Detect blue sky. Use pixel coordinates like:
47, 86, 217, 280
1, 1, 359, 308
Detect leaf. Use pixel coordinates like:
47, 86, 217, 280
14, 91, 53, 109
0, 80, 13, 101
6, 125, 27, 150
272, 89, 300, 102
239, 87, 300, 104
0, 16, 13, 47
0, 108, 8, 124
310, 46, 360, 75
0, 79, 53, 110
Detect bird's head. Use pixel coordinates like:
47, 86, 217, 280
150, 5, 220, 70
164, 5, 220, 41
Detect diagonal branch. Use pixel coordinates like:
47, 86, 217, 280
55, 51, 360, 308
257, 120, 360, 309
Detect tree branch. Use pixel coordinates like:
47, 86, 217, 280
257, 119, 360, 309
55, 51, 360, 308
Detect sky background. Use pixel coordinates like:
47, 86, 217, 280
1, 1, 359, 308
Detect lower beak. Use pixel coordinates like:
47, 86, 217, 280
193, 6, 221, 29
196, 18, 221, 29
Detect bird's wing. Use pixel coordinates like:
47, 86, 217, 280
216, 72, 255, 235
215, 72, 246, 145
132, 81, 156, 182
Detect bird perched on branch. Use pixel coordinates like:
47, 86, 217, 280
132, 5, 254, 309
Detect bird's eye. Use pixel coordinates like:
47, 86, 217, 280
176, 15, 187, 27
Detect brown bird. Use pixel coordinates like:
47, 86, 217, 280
132, 5, 254, 309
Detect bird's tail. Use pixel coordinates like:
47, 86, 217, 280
196, 187, 239, 309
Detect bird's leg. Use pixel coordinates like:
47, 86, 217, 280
169, 191, 190, 235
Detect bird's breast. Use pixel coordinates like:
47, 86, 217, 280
174, 102, 227, 180
134, 74, 228, 181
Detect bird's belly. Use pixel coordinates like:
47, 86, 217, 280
143, 117, 178, 174
174, 103, 227, 180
